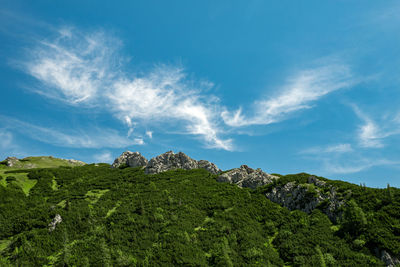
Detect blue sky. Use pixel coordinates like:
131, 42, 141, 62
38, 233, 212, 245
1, 1, 400, 187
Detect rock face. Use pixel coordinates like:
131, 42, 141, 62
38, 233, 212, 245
112, 151, 221, 175
378, 249, 400, 267
145, 151, 221, 174
4, 157, 19, 167
66, 159, 86, 166
375, 248, 400, 267
111, 151, 148, 168
145, 151, 197, 174
265, 176, 344, 221
217, 165, 279, 189
48, 214, 62, 232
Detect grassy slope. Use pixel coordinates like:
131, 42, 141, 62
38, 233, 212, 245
0, 156, 85, 196
1, 164, 396, 266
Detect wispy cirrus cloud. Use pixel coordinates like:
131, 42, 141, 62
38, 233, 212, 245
222, 64, 356, 127
300, 143, 353, 155
0, 116, 141, 149
298, 105, 400, 175
93, 151, 113, 163
0, 129, 14, 150
26, 28, 119, 104
324, 158, 400, 174
22, 27, 233, 151
352, 104, 400, 148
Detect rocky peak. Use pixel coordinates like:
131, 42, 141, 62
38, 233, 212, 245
111, 151, 148, 168
145, 151, 221, 174
217, 165, 279, 189
111, 151, 221, 175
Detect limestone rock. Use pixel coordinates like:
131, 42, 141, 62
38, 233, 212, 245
198, 160, 221, 175
66, 159, 86, 166
145, 151, 221, 174
48, 214, 62, 232
376, 249, 400, 267
5, 157, 19, 167
217, 165, 279, 189
265, 176, 344, 221
112, 151, 148, 168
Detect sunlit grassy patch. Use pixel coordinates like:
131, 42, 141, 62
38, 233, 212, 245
85, 189, 109, 204
106, 201, 121, 218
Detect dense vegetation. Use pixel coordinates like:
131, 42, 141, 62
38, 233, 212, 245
0, 159, 399, 266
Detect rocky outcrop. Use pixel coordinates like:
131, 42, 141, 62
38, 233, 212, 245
145, 151, 197, 174
112, 151, 148, 168
375, 249, 400, 267
112, 151, 221, 175
48, 214, 62, 232
217, 165, 279, 189
265, 176, 344, 221
145, 151, 221, 174
66, 159, 86, 166
198, 160, 221, 175
4, 157, 19, 167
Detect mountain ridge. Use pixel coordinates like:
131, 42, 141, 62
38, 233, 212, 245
0, 151, 399, 266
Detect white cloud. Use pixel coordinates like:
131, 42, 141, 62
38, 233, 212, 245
146, 131, 153, 139
0, 116, 140, 149
325, 158, 400, 174
301, 143, 353, 155
222, 64, 356, 127
94, 151, 113, 163
0, 129, 13, 149
23, 28, 232, 151
133, 138, 144, 145
352, 105, 400, 148
26, 29, 118, 104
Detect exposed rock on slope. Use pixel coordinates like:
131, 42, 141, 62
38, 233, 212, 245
112, 151, 221, 174
378, 249, 400, 267
4, 157, 19, 167
111, 151, 148, 168
66, 159, 86, 166
48, 214, 62, 232
265, 176, 345, 221
217, 165, 279, 189
145, 151, 221, 174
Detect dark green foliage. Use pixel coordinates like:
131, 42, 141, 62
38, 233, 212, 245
5, 176, 16, 182
0, 165, 397, 265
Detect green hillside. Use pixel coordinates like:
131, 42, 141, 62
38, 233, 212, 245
0, 156, 85, 196
0, 163, 399, 266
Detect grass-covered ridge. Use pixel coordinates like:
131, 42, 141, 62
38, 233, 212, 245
0, 156, 85, 195
0, 162, 398, 266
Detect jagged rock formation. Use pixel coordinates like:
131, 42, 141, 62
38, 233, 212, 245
145, 151, 220, 174
217, 165, 279, 189
112, 151, 221, 175
48, 214, 62, 232
111, 151, 148, 168
265, 176, 345, 221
